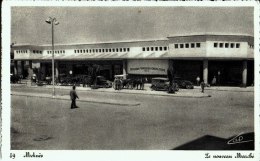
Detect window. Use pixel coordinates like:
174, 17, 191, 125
191, 43, 195, 48
164, 47, 167, 51
196, 43, 200, 48
185, 43, 189, 48
96, 49, 99, 53
74, 50, 76, 53
147, 47, 150, 51
63, 50, 65, 53
93, 49, 95, 53
33, 50, 35, 54
120, 48, 123, 52
89, 50, 91, 53
230, 43, 234, 48
214, 43, 218, 48
100, 49, 102, 52
155, 47, 158, 51
236, 43, 240, 48
102, 49, 104, 52
116, 48, 118, 52
127, 48, 130, 52
124, 48, 126, 52
180, 44, 184, 48
142, 47, 145, 51
219, 43, 223, 48
109, 49, 112, 52
175, 44, 178, 48
225, 43, 229, 48
151, 47, 154, 51
159, 47, 163, 51
77, 50, 79, 53
105, 49, 108, 52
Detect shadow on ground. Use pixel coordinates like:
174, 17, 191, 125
173, 132, 254, 150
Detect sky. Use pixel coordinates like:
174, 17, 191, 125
11, 7, 254, 45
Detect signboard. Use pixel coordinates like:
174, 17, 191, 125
127, 60, 168, 75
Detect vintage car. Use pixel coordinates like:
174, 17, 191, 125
175, 77, 194, 89
150, 77, 179, 91
93, 76, 112, 88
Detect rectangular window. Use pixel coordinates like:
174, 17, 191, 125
74, 50, 76, 53
147, 47, 150, 51
102, 49, 105, 52
127, 48, 130, 52
159, 47, 163, 51
120, 48, 123, 52
164, 46, 167, 51
175, 44, 178, 48
80, 50, 82, 53
219, 43, 223, 48
33, 50, 35, 54
112, 49, 115, 52
225, 43, 229, 48
86, 49, 89, 53
236, 43, 240, 48
77, 50, 79, 53
230, 43, 234, 48
116, 48, 119, 52
151, 47, 154, 51
155, 47, 158, 51
123, 48, 126, 52
142, 47, 145, 51
109, 49, 111, 52
196, 43, 200, 48
96, 49, 99, 53
185, 44, 189, 48
89, 50, 91, 53
180, 44, 184, 48
191, 43, 195, 48
214, 43, 218, 48
57, 51, 60, 54
63, 50, 65, 53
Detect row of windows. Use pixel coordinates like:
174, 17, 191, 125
47, 50, 66, 54
174, 43, 201, 49
142, 46, 168, 52
33, 50, 42, 54
213, 42, 240, 48
74, 48, 130, 54
16, 50, 28, 54
249, 45, 254, 48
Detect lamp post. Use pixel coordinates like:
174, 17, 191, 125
45, 17, 59, 97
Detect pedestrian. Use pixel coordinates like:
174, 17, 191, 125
200, 80, 205, 93
196, 76, 200, 86
211, 76, 217, 86
70, 85, 79, 109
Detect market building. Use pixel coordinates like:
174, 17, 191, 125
11, 34, 254, 86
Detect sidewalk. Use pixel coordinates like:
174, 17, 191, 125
12, 83, 211, 98
11, 91, 140, 106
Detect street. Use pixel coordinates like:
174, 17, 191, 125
11, 86, 254, 150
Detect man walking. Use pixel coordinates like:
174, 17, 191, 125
70, 85, 79, 109
200, 80, 205, 93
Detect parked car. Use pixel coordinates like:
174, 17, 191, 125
150, 77, 179, 91
94, 76, 112, 88
175, 77, 194, 89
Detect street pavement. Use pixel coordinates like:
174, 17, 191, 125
11, 85, 254, 150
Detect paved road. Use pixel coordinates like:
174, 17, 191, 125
11, 86, 254, 150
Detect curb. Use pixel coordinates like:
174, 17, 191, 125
11, 93, 140, 107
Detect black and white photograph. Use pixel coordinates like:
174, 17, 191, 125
1, 2, 260, 161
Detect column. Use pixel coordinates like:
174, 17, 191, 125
203, 59, 208, 84
27, 61, 33, 80
55, 61, 59, 78
122, 60, 127, 79
14, 61, 18, 75
242, 60, 247, 87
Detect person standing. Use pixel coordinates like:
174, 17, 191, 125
70, 85, 79, 109
196, 76, 200, 86
211, 76, 217, 86
200, 80, 205, 93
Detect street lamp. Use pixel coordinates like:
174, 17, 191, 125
45, 17, 59, 97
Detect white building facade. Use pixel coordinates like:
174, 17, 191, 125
11, 34, 254, 86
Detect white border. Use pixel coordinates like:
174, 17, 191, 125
2, 1, 260, 161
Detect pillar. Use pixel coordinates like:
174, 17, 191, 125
14, 61, 18, 75
27, 61, 33, 80
203, 59, 208, 84
123, 60, 127, 79
242, 60, 247, 87
55, 61, 59, 78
